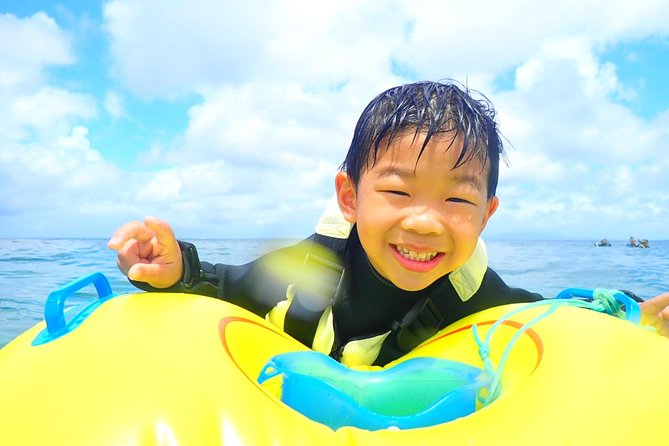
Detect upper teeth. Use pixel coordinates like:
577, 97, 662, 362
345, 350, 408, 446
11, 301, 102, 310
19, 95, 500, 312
396, 246, 438, 262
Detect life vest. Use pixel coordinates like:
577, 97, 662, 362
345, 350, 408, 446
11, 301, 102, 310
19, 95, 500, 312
265, 196, 489, 367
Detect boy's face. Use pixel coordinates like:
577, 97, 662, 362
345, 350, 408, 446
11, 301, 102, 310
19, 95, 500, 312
336, 132, 498, 291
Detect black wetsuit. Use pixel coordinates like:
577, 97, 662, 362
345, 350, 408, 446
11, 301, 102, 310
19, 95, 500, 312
133, 227, 543, 365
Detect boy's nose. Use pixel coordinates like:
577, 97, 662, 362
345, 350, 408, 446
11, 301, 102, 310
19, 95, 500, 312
400, 206, 444, 235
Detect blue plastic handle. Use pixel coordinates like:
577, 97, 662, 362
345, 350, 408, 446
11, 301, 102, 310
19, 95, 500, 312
44, 272, 113, 338
554, 288, 641, 324
554, 288, 597, 302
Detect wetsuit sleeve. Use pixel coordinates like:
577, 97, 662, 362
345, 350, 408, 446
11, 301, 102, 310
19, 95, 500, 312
131, 238, 316, 318
472, 268, 544, 306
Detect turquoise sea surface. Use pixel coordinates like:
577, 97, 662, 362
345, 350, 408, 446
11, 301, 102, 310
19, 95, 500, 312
1, 238, 668, 348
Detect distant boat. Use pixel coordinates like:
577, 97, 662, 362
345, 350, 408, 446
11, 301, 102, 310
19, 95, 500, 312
627, 238, 650, 248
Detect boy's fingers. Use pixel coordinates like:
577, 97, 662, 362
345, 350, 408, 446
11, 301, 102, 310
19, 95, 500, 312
107, 220, 157, 250
143, 216, 177, 246
128, 262, 179, 289
127, 263, 150, 282
114, 238, 143, 275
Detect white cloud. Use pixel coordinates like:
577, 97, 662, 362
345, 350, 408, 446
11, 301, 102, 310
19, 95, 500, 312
102, 0, 409, 98
0, 13, 108, 221
0, 12, 74, 89
489, 32, 667, 239
0, 13, 95, 144
392, 0, 669, 79
3, 87, 96, 138
178, 82, 355, 168
0, 127, 117, 214
102, 0, 275, 98
104, 90, 124, 119
2, 1, 669, 239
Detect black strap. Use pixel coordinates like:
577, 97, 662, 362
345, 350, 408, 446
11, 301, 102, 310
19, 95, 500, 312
391, 297, 444, 352
284, 234, 347, 347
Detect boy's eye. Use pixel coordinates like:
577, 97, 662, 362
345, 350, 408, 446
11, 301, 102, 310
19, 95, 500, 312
381, 190, 410, 197
447, 197, 475, 205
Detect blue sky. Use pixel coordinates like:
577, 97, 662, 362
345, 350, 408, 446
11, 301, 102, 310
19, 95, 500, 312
1, 0, 668, 240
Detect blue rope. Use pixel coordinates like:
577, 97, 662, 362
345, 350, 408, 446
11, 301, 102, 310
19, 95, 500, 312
473, 289, 640, 406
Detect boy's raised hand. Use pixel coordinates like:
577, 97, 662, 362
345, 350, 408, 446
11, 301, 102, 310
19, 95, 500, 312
107, 216, 183, 289
640, 292, 669, 338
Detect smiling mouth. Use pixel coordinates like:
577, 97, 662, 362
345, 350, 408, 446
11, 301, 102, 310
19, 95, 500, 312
394, 245, 440, 262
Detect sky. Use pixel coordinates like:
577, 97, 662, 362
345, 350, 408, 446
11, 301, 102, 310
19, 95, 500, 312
0, 0, 668, 241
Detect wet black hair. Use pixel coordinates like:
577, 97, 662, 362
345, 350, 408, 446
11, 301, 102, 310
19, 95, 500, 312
340, 80, 505, 199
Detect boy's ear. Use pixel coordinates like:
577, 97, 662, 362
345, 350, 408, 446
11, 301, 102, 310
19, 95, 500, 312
480, 196, 499, 231
335, 172, 357, 223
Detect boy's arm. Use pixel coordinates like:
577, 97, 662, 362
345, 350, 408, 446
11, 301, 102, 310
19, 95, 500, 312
130, 237, 319, 319
108, 216, 314, 317
640, 293, 669, 338
477, 268, 544, 305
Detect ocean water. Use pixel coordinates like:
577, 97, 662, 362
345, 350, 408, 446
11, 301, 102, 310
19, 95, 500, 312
1, 238, 668, 348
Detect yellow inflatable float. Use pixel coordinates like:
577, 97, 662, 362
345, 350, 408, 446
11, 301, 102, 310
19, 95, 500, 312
1, 272, 668, 445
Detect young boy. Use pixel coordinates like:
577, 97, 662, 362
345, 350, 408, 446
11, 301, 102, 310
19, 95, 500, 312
109, 81, 669, 366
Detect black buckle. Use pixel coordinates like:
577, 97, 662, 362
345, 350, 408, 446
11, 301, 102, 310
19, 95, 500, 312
181, 242, 204, 288
393, 297, 444, 352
